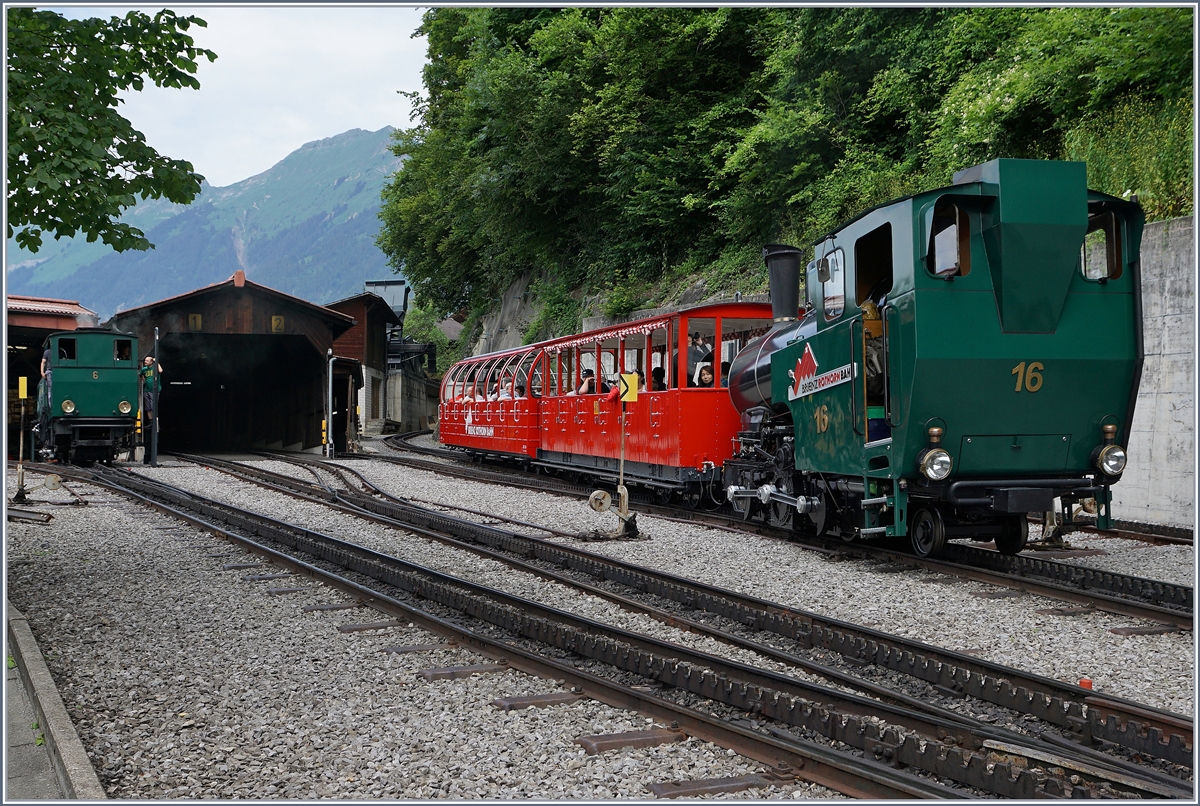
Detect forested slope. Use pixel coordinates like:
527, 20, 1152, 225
377, 8, 1192, 345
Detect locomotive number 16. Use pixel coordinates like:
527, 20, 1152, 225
1011, 361, 1044, 393
813, 404, 830, 433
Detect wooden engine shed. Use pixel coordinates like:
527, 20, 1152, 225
106, 270, 354, 453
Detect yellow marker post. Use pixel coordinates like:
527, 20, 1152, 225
619, 373, 638, 403
15, 377, 28, 501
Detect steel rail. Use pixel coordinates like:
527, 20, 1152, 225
75, 465, 1170, 797
380, 435, 1194, 623
49, 463, 966, 800
176, 453, 1194, 797
157, 454, 1194, 774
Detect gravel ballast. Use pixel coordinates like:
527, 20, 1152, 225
332, 452, 1196, 716
6, 468, 841, 800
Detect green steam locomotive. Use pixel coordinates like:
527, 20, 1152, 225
36, 328, 141, 465
725, 158, 1144, 556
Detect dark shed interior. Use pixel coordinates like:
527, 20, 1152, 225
156, 333, 324, 452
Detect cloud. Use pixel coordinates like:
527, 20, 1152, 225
54, 6, 428, 187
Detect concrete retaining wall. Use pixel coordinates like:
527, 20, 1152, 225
386, 367, 439, 433
1111, 216, 1195, 530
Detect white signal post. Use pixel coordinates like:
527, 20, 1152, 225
585, 373, 640, 539
615, 372, 640, 536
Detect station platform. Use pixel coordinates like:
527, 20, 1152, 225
6, 603, 105, 799
7, 645, 62, 800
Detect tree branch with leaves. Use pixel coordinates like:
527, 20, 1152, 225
7, 7, 217, 253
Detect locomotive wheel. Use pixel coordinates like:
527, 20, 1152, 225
910, 507, 946, 558
994, 514, 1029, 556
806, 492, 832, 538
727, 493, 753, 520
767, 501, 793, 529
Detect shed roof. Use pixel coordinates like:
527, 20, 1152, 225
108, 270, 354, 332
325, 292, 402, 326
7, 295, 98, 319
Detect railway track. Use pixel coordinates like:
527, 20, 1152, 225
34, 460, 963, 799
116, 454, 1195, 795
371, 434, 1194, 629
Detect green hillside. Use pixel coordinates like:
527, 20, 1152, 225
378, 8, 1192, 335
6, 126, 403, 316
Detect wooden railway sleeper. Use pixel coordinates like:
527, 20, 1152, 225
89, 467, 1170, 798
126, 463, 1194, 773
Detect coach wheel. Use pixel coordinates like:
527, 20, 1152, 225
909, 507, 946, 558
994, 514, 1028, 556
677, 486, 703, 509
653, 487, 672, 505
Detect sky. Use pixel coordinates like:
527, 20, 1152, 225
56, 6, 429, 188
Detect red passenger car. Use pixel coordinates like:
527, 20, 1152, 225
438, 302, 775, 503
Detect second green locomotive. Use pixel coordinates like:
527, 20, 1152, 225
725, 158, 1144, 556
36, 328, 141, 465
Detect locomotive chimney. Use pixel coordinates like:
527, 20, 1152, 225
763, 244, 803, 322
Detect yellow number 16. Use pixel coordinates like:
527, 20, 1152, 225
1011, 361, 1044, 393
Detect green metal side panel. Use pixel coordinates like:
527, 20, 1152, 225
904, 287, 1137, 477
975, 160, 1088, 333
772, 320, 862, 476
49, 333, 139, 419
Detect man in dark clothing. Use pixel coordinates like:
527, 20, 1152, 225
139, 356, 163, 463
39, 345, 52, 405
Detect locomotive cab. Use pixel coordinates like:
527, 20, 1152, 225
761, 159, 1144, 556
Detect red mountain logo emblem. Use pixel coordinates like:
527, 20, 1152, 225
791, 344, 819, 396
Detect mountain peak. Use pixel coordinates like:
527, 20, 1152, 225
7, 127, 404, 318
297, 126, 395, 152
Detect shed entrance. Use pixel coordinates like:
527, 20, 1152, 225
156, 333, 322, 452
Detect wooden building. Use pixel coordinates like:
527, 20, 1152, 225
107, 270, 354, 452
327, 292, 401, 436
6, 295, 99, 458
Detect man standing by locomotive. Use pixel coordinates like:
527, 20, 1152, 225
139, 355, 163, 463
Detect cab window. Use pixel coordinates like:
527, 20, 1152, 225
927, 201, 970, 278
1080, 210, 1122, 281
114, 339, 133, 363
855, 223, 894, 305
821, 249, 845, 322
56, 338, 77, 362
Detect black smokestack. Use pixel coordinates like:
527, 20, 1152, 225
763, 243, 803, 322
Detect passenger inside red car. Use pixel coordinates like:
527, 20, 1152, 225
651, 367, 666, 391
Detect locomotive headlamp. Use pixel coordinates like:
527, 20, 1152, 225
1094, 423, 1126, 476
920, 448, 953, 481
61, 399, 76, 414
118, 400, 132, 414
1097, 445, 1127, 476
